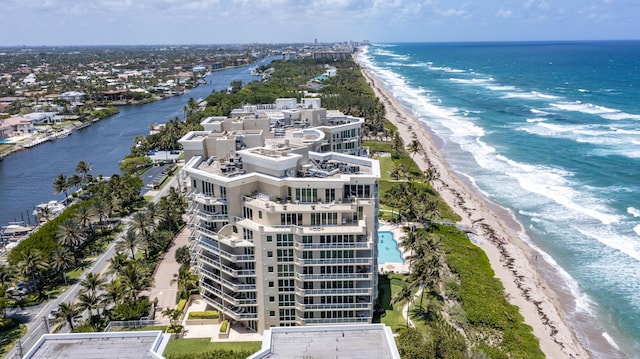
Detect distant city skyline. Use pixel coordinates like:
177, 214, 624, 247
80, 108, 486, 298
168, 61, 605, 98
2, 0, 639, 46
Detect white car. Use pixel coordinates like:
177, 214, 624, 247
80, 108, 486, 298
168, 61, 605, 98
48, 306, 60, 320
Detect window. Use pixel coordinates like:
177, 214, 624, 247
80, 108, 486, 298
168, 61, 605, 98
276, 234, 293, 247
269, 296, 275, 302
325, 188, 336, 202
268, 281, 274, 288
270, 310, 275, 317
202, 181, 214, 196
280, 213, 302, 225
295, 188, 317, 203
267, 251, 273, 257
268, 266, 274, 273
266, 235, 272, 242
243, 228, 253, 241
258, 211, 262, 219
310, 212, 338, 226
219, 187, 227, 200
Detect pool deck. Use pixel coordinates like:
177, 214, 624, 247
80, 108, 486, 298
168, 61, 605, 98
378, 222, 410, 274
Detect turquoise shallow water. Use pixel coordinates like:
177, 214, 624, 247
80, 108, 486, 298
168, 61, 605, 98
377, 231, 403, 264
361, 41, 640, 358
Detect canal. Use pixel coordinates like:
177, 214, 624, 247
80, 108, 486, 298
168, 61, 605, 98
0, 57, 276, 225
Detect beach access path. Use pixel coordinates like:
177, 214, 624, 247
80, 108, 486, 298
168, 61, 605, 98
358, 61, 590, 358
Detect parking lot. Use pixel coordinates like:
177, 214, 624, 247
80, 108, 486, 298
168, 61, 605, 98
140, 164, 168, 195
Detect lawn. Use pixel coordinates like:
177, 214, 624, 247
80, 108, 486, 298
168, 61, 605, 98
375, 274, 410, 331
0, 321, 26, 358
163, 339, 261, 357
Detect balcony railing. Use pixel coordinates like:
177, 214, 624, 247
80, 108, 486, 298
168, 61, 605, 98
295, 273, 372, 281
199, 236, 255, 262
294, 257, 372, 266
297, 302, 372, 311
295, 287, 372, 296
301, 317, 370, 325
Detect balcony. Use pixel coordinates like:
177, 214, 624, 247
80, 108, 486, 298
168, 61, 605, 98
294, 257, 372, 266
195, 210, 229, 223
294, 242, 371, 250
199, 237, 255, 262
297, 302, 372, 311
295, 287, 372, 296
295, 273, 372, 281
192, 193, 227, 206
220, 277, 256, 292
301, 317, 370, 325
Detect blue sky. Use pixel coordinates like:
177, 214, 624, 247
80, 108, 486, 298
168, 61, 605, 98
2, 0, 639, 46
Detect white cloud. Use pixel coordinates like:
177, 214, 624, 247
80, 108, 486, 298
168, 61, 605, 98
495, 9, 513, 18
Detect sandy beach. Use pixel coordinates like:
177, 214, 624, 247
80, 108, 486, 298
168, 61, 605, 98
359, 62, 590, 358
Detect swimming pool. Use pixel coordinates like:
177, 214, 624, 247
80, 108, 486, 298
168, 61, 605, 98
377, 231, 404, 264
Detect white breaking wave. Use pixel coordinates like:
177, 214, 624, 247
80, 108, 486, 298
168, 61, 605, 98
634, 224, 640, 236
430, 65, 466, 73
486, 85, 518, 91
628, 207, 640, 217
550, 101, 640, 121
449, 77, 491, 84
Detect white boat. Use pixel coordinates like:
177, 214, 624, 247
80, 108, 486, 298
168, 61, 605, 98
33, 200, 66, 218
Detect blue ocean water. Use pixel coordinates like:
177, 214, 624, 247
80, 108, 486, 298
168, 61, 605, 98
359, 41, 640, 358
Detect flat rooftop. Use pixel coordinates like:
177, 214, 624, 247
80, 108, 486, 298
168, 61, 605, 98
249, 324, 400, 359
24, 331, 166, 359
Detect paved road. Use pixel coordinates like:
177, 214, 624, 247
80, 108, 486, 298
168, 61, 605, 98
6, 231, 123, 358
5, 167, 184, 358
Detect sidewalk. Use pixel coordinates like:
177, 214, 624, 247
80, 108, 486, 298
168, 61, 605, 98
142, 224, 190, 318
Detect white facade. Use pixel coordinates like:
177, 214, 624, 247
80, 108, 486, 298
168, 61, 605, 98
179, 102, 379, 333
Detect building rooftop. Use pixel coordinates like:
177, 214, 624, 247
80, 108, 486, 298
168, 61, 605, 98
24, 331, 167, 359
248, 324, 400, 359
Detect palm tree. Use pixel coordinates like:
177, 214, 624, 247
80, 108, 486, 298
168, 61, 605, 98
50, 247, 74, 284
79, 272, 105, 295
68, 174, 82, 191
53, 174, 70, 202
119, 262, 152, 302
0, 264, 15, 290
75, 205, 93, 233
75, 160, 92, 183
90, 198, 109, 229
107, 252, 129, 277
162, 307, 183, 332
102, 280, 126, 309
131, 211, 153, 260
15, 249, 48, 292
78, 291, 102, 323
407, 139, 421, 159
117, 229, 139, 259
407, 139, 422, 174
170, 266, 198, 298
55, 301, 81, 330
57, 218, 86, 255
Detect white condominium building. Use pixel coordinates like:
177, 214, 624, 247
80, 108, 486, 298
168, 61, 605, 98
179, 100, 379, 333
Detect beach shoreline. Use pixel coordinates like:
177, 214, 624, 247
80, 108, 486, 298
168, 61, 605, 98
358, 59, 592, 358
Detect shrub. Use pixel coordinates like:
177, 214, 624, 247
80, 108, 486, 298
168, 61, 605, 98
219, 320, 229, 333
176, 299, 187, 312
0, 318, 19, 332
188, 311, 219, 320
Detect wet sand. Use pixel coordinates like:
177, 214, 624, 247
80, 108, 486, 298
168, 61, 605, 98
359, 61, 591, 358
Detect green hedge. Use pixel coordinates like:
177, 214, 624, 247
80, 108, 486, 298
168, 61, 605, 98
188, 311, 219, 320
219, 320, 229, 333
176, 299, 187, 312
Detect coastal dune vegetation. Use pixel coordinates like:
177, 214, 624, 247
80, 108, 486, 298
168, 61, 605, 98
0, 54, 544, 358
